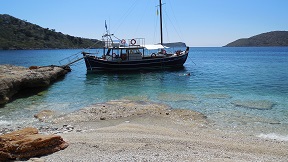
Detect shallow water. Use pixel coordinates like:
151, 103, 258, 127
0, 47, 288, 138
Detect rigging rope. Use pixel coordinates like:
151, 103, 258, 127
133, 2, 149, 37
164, 9, 182, 42
112, 0, 138, 34
163, 8, 170, 43
165, 0, 184, 41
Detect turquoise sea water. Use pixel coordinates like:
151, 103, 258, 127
0, 47, 288, 140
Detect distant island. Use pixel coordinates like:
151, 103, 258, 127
224, 31, 288, 47
0, 14, 104, 50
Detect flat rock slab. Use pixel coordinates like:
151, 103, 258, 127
0, 127, 68, 161
232, 100, 275, 110
0, 64, 69, 105
157, 93, 197, 102
204, 93, 232, 99
53, 100, 207, 124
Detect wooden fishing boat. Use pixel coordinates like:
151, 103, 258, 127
82, 0, 189, 72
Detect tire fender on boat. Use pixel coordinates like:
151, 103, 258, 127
121, 39, 126, 44
130, 39, 136, 45
151, 53, 156, 58
112, 53, 118, 58
161, 49, 166, 54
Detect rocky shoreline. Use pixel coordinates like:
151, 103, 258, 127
0, 64, 70, 105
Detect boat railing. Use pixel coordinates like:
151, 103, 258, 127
104, 38, 145, 48
127, 38, 145, 47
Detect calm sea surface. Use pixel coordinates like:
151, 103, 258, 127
1, 47, 288, 139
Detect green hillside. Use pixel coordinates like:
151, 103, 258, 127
0, 14, 104, 50
224, 31, 288, 47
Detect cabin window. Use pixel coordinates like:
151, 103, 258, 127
129, 49, 141, 54
120, 49, 128, 61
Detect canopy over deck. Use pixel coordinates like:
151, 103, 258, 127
144, 44, 166, 50
144, 42, 186, 50
162, 42, 187, 48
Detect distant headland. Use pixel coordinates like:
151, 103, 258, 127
0, 14, 104, 50
224, 31, 288, 47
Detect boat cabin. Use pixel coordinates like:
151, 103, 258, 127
103, 47, 144, 61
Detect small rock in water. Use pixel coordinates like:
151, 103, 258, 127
27, 157, 45, 162
36, 91, 47, 96
34, 110, 55, 121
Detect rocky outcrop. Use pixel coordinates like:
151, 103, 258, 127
0, 64, 70, 105
0, 127, 68, 161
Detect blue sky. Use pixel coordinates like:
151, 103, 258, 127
1, 0, 287, 47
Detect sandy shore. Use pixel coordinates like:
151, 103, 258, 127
39, 100, 288, 161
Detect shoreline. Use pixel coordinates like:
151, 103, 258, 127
0, 100, 287, 161
37, 100, 288, 161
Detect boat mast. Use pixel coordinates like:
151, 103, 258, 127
159, 0, 163, 45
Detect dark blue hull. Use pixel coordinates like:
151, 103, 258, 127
83, 53, 188, 72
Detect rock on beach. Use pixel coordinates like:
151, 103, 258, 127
0, 127, 68, 161
0, 64, 70, 105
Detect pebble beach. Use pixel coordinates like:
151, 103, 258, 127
37, 100, 288, 162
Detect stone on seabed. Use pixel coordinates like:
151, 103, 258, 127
232, 100, 275, 110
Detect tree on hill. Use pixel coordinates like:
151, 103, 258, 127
0, 14, 104, 50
